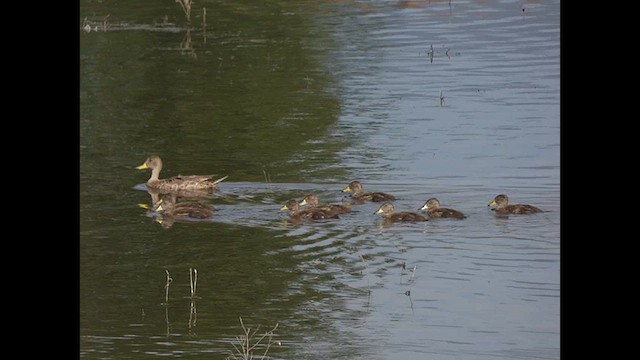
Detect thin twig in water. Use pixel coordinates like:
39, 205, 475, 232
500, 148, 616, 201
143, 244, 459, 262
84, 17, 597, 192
102, 13, 111, 32
227, 317, 279, 360
188, 267, 198, 298
188, 299, 197, 331
175, 0, 192, 23
360, 254, 370, 290
405, 289, 415, 311
428, 44, 434, 63
203, 7, 207, 27
262, 169, 273, 192
164, 269, 173, 304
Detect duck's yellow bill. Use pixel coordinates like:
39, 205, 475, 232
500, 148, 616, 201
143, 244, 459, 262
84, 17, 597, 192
488, 200, 496, 206
280, 205, 289, 211
138, 203, 150, 209
299, 199, 308, 206
419, 204, 429, 211
136, 163, 149, 170
375, 208, 384, 214
343, 186, 352, 193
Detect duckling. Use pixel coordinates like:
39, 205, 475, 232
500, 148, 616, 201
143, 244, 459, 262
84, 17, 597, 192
488, 194, 542, 215
419, 198, 466, 219
136, 155, 228, 192
375, 202, 428, 222
299, 194, 352, 214
280, 199, 340, 220
342, 181, 395, 202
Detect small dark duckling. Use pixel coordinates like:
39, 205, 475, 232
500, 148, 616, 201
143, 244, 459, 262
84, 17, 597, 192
375, 202, 428, 222
342, 181, 395, 202
155, 193, 215, 219
136, 155, 228, 192
419, 198, 466, 219
280, 199, 340, 220
299, 194, 352, 214
488, 194, 542, 215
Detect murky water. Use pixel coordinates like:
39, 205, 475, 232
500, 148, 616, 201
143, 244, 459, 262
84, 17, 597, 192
80, 0, 559, 359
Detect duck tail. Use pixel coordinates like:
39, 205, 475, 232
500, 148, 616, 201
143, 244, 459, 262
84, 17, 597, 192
211, 175, 229, 185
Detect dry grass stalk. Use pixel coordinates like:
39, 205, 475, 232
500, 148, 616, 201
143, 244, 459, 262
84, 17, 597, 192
164, 269, 173, 304
262, 169, 273, 192
226, 317, 279, 360
175, 0, 192, 23
360, 254, 370, 290
189, 267, 198, 298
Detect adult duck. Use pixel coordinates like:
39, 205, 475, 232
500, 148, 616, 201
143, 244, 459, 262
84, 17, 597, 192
136, 155, 228, 192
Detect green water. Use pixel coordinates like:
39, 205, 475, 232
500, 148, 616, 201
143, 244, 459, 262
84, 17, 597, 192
81, 1, 560, 359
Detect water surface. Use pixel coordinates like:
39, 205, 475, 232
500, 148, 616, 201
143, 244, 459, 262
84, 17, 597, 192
80, 1, 560, 359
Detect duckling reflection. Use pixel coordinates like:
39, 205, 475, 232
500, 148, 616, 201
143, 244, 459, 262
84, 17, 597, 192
488, 194, 542, 215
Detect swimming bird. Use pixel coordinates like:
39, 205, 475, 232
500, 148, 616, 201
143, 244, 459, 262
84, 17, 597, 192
280, 199, 339, 220
342, 181, 395, 202
488, 194, 542, 215
375, 202, 427, 222
136, 155, 228, 192
419, 198, 466, 219
299, 194, 352, 214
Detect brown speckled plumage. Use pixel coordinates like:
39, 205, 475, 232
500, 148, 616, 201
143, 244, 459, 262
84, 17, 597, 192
375, 202, 428, 222
419, 198, 466, 219
137, 155, 228, 192
342, 181, 395, 202
299, 194, 352, 214
280, 199, 339, 220
488, 194, 542, 215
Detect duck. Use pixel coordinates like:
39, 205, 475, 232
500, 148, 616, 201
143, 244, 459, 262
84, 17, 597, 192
374, 202, 428, 222
342, 181, 395, 202
419, 198, 466, 219
154, 193, 216, 219
299, 194, 352, 214
488, 194, 542, 215
280, 199, 340, 220
136, 155, 228, 192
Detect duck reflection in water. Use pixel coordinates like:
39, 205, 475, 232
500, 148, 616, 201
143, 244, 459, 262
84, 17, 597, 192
140, 192, 216, 229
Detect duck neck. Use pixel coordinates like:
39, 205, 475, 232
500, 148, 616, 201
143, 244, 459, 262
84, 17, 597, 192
148, 167, 161, 183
